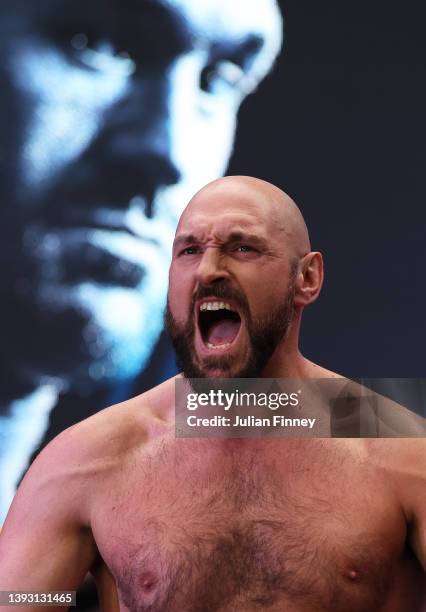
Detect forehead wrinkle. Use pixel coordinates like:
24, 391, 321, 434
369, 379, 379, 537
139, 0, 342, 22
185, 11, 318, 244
180, 210, 265, 237
178, 176, 311, 259
192, 176, 310, 257
174, 228, 265, 249
224, 230, 267, 243
174, 213, 270, 255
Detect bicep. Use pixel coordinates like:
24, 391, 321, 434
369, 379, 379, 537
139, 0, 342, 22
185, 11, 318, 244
411, 512, 426, 571
401, 440, 426, 571
0, 508, 96, 592
0, 437, 98, 610
92, 561, 121, 612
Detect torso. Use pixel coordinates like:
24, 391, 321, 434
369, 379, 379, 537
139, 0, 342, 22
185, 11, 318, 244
89, 412, 425, 612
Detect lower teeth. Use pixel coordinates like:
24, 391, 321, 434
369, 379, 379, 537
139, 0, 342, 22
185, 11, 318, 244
207, 342, 231, 350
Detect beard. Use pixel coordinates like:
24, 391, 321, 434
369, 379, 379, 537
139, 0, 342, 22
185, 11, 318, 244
165, 264, 297, 379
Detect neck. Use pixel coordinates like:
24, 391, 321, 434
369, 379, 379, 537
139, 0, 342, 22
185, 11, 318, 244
260, 315, 339, 379
261, 347, 310, 378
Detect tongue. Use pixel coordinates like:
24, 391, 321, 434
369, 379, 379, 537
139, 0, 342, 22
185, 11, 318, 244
207, 320, 240, 345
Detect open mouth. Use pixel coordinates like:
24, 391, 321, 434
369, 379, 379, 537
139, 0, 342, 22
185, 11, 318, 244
198, 301, 242, 350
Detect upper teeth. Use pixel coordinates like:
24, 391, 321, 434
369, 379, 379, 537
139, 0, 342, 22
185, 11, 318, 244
200, 301, 233, 312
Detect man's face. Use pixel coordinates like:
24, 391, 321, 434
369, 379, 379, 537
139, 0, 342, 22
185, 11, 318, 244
166, 182, 298, 378
0, 0, 282, 387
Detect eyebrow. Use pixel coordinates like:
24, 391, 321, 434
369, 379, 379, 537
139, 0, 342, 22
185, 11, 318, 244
37, 0, 193, 60
118, 0, 272, 71
226, 230, 267, 245
114, 0, 193, 61
173, 234, 200, 251
210, 35, 265, 73
173, 231, 267, 250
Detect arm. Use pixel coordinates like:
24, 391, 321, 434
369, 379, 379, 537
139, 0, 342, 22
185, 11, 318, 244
405, 440, 426, 571
380, 438, 426, 571
0, 428, 98, 612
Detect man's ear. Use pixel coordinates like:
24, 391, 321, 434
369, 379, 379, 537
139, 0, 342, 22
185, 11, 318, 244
294, 252, 324, 307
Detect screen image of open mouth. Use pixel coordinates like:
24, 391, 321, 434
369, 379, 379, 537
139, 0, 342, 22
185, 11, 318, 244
30, 223, 166, 289
27, 199, 171, 289
60, 238, 147, 287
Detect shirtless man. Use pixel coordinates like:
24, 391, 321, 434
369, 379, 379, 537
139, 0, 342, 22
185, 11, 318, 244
0, 176, 425, 611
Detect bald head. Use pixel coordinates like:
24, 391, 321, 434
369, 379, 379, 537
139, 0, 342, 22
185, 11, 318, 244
168, 176, 324, 378
177, 175, 311, 258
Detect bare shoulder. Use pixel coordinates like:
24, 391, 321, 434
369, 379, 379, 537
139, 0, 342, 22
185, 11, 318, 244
306, 360, 424, 437
302, 358, 344, 379
3, 375, 177, 529
49, 374, 178, 478
369, 388, 425, 437
364, 438, 426, 514
365, 438, 426, 474
365, 437, 426, 570
328, 375, 425, 438
0, 377, 177, 592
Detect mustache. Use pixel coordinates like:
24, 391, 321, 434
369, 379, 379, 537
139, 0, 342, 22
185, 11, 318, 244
191, 281, 250, 317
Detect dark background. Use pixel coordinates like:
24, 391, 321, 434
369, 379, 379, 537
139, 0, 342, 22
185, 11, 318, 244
4, 3, 425, 608
37, 0, 426, 449
227, 0, 425, 378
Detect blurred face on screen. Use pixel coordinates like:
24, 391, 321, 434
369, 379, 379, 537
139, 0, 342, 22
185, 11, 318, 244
0, 0, 282, 389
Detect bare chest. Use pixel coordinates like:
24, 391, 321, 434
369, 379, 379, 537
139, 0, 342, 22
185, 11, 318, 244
93, 439, 423, 612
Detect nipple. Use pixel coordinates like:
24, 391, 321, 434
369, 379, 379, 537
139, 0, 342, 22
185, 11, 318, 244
346, 569, 358, 581
140, 571, 157, 592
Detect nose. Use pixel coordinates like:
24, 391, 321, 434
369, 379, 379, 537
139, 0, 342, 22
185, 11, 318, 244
90, 54, 203, 217
89, 76, 179, 216
195, 247, 230, 287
